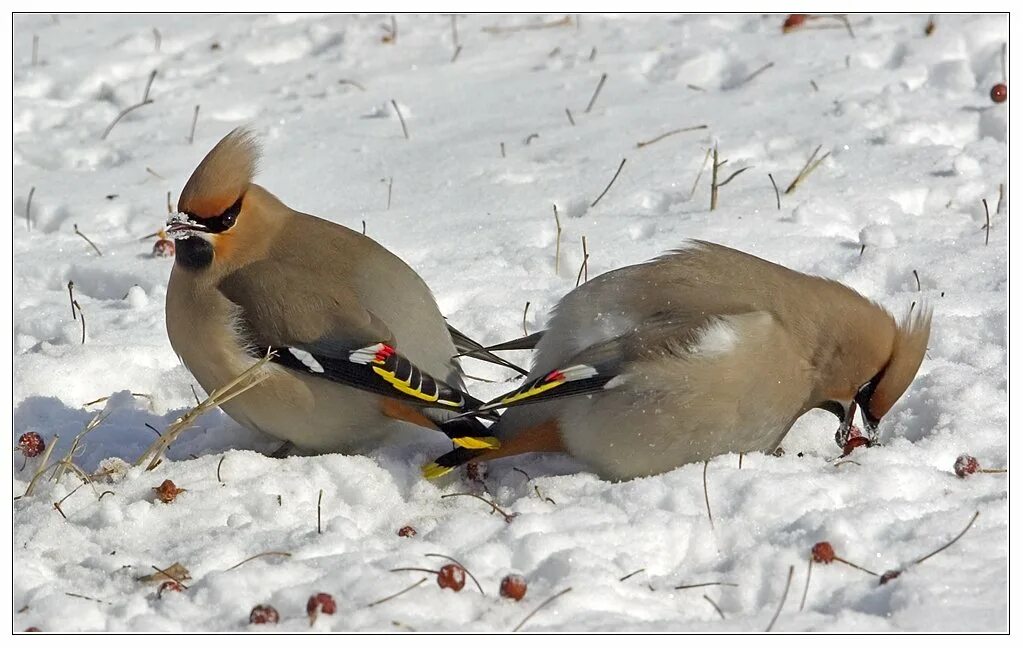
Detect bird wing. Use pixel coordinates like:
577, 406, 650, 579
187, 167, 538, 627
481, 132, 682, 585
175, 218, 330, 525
217, 260, 490, 418
469, 312, 716, 413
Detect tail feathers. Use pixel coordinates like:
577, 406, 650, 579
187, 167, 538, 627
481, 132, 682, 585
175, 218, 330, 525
422, 447, 486, 479
436, 415, 500, 450
446, 324, 530, 376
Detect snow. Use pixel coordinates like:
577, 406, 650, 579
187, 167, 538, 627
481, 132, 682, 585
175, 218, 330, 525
11, 13, 1007, 632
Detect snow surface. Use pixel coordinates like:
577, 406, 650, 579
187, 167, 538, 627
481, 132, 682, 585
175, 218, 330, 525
12, 13, 1007, 632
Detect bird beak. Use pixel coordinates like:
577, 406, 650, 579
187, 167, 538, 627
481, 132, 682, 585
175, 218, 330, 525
834, 401, 859, 448
165, 212, 208, 239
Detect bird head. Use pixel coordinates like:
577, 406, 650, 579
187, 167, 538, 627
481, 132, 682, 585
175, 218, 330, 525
169, 128, 278, 270
815, 301, 932, 446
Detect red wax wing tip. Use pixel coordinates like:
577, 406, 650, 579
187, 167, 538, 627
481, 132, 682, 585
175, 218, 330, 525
811, 541, 836, 564
545, 370, 565, 383
375, 344, 396, 362
500, 574, 527, 601
249, 604, 279, 624
954, 454, 980, 478
18, 431, 45, 458
437, 564, 466, 591
307, 592, 337, 619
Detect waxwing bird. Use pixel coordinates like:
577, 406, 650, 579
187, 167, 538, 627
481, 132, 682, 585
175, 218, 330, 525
165, 128, 499, 453
425, 241, 931, 481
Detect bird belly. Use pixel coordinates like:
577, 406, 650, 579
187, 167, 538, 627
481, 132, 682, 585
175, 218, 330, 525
166, 283, 394, 452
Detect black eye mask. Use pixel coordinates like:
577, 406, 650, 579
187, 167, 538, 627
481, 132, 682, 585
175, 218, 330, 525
190, 195, 243, 233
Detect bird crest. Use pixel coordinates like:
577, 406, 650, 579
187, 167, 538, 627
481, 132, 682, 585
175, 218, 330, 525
178, 128, 261, 218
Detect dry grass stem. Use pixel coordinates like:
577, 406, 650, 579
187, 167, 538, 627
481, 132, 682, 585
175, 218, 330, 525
575, 235, 589, 288
26, 186, 35, 231
482, 16, 571, 34
703, 460, 714, 529
513, 587, 572, 632
590, 157, 627, 207
565, 108, 575, 126
703, 594, 726, 619
768, 173, 781, 209
689, 148, 712, 201
553, 204, 563, 274
440, 492, 516, 522
913, 511, 980, 565
636, 124, 707, 149
522, 301, 531, 336
390, 100, 409, 140
134, 351, 276, 470
784, 145, 830, 194
765, 565, 795, 632
367, 577, 426, 607
188, 105, 200, 144
585, 72, 608, 113
73, 224, 103, 257
226, 551, 292, 571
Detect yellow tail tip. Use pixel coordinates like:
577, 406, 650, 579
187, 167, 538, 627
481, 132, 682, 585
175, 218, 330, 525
452, 436, 501, 450
422, 462, 454, 480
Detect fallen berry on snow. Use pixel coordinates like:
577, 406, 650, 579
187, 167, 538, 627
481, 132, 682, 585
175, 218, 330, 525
157, 581, 183, 598
783, 14, 808, 32
249, 604, 279, 625
500, 574, 527, 601
811, 541, 836, 564
954, 454, 980, 478
397, 525, 417, 538
990, 83, 1007, 104
879, 570, 901, 585
437, 564, 466, 592
307, 592, 337, 624
152, 238, 176, 257
24, 627, 41, 632
17, 432, 45, 458
153, 479, 186, 503
842, 435, 870, 457
465, 460, 488, 482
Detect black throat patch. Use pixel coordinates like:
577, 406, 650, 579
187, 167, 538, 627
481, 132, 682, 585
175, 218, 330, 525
175, 236, 214, 270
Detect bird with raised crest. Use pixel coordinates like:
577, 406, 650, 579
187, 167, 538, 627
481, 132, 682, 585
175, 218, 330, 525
427, 242, 932, 480
165, 128, 507, 455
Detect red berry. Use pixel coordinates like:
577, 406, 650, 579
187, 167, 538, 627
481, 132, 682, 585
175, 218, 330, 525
465, 460, 488, 482
17, 432, 45, 458
499, 574, 527, 601
24, 627, 41, 632
783, 14, 808, 32
436, 564, 466, 592
842, 435, 870, 457
249, 604, 279, 624
811, 541, 836, 564
153, 479, 185, 503
306, 592, 337, 624
152, 238, 176, 257
397, 525, 417, 538
954, 454, 980, 478
990, 83, 1007, 104
157, 581, 183, 598
879, 569, 901, 585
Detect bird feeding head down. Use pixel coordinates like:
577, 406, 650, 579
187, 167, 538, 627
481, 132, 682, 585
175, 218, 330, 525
824, 304, 932, 446
167, 128, 263, 268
